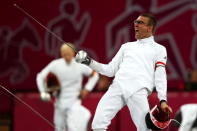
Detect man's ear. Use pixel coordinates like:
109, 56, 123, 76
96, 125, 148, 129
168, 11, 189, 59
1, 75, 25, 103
148, 26, 153, 33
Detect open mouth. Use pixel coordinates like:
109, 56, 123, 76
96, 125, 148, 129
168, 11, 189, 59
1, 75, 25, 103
135, 29, 139, 33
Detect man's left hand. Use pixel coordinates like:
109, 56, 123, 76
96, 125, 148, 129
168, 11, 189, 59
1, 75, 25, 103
160, 101, 173, 113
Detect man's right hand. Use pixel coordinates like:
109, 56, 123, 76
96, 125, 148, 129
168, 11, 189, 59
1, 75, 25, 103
75, 50, 91, 65
40, 92, 51, 102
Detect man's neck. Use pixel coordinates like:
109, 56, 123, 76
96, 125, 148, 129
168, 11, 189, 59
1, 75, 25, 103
137, 35, 153, 40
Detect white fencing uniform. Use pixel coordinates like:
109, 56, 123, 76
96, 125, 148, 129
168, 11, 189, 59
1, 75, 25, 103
36, 58, 99, 131
178, 104, 197, 131
90, 36, 167, 131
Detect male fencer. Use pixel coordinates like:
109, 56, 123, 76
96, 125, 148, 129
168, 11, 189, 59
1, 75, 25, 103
75, 13, 172, 131
36, 43, 99, 131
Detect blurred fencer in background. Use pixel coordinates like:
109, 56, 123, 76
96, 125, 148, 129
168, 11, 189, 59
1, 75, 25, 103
36, 43, 99, 131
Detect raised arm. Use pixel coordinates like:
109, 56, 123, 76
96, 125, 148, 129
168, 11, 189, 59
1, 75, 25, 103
75, 45, 124, 77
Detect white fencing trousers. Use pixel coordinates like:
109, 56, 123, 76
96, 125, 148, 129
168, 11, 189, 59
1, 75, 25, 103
54, 101, 91, 131
92, 86, 151, 131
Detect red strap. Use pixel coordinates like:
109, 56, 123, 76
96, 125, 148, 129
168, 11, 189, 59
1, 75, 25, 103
155, 61, 166, 66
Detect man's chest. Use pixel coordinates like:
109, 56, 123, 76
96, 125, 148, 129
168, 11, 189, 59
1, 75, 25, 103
123, 44, 156, 62
52, 64, 81, 81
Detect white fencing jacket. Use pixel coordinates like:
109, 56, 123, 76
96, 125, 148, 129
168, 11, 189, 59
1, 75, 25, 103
90, 36, 167, 101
